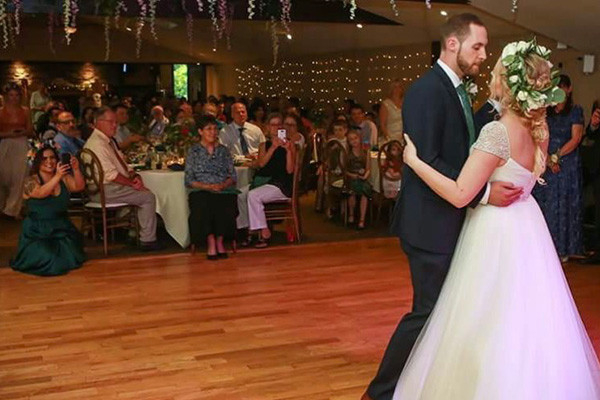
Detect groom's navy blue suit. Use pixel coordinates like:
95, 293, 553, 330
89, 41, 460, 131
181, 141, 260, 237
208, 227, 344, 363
366, 62, 486, 400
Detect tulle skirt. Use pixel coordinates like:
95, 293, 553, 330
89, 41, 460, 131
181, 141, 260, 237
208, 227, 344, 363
393, 196, 600, 400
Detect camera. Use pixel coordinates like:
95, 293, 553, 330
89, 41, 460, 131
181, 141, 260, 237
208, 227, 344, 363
277, 128, 287, 142
60, 153, 72, 170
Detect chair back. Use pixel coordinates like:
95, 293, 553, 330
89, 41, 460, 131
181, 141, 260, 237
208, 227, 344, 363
324, 139, 348, 189
79, 148, 106, 207
378, 139, 404, 194
312, 130, 325, 163
291, 145, 305, 207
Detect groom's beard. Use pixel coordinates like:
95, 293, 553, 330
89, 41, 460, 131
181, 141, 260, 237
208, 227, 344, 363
457, 45, 482, 76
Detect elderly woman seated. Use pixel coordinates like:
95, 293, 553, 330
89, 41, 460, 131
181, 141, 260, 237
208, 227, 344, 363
247, 115, 296, 248
185, 116, 238, 260
11, 145, 86, 276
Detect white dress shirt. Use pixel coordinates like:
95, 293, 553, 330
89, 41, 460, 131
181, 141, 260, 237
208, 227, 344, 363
437, 59, 491, 204
84, 128, 132, 183
219, 121, 266, 156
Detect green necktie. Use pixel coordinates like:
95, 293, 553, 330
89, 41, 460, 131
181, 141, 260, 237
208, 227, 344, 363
456, 83, 476, 146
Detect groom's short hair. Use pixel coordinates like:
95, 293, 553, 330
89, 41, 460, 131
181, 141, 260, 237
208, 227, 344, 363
440, 13, 485, 49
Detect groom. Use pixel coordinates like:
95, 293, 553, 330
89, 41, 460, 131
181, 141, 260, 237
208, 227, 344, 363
362, 13, 523, 400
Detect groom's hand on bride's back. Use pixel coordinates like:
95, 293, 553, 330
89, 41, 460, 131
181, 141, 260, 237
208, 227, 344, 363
488, 181, 523, 207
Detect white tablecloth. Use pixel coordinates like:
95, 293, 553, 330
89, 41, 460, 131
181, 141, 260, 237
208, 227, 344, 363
139, 166, 252, 248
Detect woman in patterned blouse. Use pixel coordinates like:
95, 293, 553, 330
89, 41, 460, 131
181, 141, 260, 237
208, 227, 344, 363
185, 115, 238, 260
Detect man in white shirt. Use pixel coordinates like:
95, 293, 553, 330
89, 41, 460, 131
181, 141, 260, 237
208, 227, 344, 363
219, 102, 265, 157
349, 104, 378, 148
113, 104, 143, 150
83, 107, 160, 251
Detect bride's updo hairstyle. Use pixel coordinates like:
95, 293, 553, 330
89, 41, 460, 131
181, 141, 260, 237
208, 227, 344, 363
488, 38, 565, 179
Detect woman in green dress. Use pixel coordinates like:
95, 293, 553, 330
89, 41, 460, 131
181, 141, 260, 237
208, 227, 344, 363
10, 145, 86, 276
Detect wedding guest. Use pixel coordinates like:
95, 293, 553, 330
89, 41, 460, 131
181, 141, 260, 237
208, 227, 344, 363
219, 102, 265, 157
379, 79, 404, 141
346, 129, 372, 229
283, 113, 306, 148
148, 105, 169, 138
350, 104, 378, 148
29, 81, 51, 126
327, 119, 349, 146
534, 74, 584, 262
321, 120, 349, 219
474, 97, 501, 134
84, 107, 161, 251
249, 101, 267, 133
382, 141, 403, 199
41, 106, 62, 140
11, 145, 85, 275
114, 104, 143, 150
584, 105, 600, 258
201, 101, 225, 130
0, 83, 34, 219
247, 115, 296, 248
185, 115, 238, 260
54, 111, 84, 157
78, 106, 96, 141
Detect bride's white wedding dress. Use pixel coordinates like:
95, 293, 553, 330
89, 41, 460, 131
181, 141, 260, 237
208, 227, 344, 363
393, 121, 600, 400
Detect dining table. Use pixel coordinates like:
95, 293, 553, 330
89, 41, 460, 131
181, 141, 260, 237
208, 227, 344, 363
138, 166, 253, 248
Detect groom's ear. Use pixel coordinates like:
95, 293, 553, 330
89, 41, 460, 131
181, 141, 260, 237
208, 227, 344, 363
445, 36, 460, 53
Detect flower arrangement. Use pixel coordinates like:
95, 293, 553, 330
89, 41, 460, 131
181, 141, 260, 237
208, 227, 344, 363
162, 118, 199, 150
463, 77, 478, 105
501, 38, 565, 114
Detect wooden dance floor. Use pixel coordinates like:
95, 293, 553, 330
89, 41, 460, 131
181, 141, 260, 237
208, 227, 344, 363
1, 237, 599, 399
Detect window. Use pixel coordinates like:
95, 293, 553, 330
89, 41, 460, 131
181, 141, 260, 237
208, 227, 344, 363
173, 64, 188, 100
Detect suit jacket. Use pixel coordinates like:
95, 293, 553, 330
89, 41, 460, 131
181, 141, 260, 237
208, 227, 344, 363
390, 63, 485, 254
474, 100, 500, 135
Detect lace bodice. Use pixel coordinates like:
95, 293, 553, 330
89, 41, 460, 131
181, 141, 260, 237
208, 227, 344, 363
472, 121, 537, 200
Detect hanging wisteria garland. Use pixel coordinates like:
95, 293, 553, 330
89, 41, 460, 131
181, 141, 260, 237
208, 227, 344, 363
104, 15, 110, 60
148, 0, 158, 41
512, 0, 518, 13
47, 12, 55, 54
62, 0, 78, 45
0, 0, 8, 49
135, 0, 147, 58
13, 0, 21, 35
269, 16, 279, 66
113, 0, 127, 28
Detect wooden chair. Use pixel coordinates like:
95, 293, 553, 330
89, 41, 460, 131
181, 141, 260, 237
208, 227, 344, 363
79, 148, 140, 256
322, 139, 350, 223
313, 130, 327, 212
263, 146, 305, 243
375, 139, 404, 222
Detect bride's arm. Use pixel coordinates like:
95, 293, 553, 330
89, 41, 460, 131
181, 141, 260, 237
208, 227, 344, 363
404, 134, 502, 208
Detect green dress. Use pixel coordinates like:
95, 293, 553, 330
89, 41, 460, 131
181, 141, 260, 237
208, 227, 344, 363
10, 181, 85, 276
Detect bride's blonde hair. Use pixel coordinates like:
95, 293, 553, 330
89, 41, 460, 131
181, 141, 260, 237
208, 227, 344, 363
489, 53, 551, 178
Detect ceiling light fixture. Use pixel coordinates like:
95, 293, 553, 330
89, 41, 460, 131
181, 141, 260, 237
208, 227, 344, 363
356, 23, 363, 29
440, 10, 448, 16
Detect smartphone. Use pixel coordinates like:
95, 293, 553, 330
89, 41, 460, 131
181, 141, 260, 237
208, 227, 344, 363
60, 153, 71, 170
277, 128, 287, 142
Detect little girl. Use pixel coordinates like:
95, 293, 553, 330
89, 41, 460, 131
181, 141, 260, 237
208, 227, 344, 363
382, 141, 403, 199
346, 130, 372, 229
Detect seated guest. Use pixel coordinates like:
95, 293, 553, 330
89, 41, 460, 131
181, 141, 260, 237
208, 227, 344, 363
148, 105, 169, 138
249, 101, 267, 133
54, 111, 85, 157
78, 106, 96, 141
10, 145, 85, 275
381, 140, 403, 199
201, 101, 225, 130
247, 118, 296, 248
84, 107, 161, 251
283, 113, 306, 148
41, 106, 62, 140
185, 116, 238, 260
219, 102, 265, 157
327, 119, 349, 146
345, 129, 372, 229
114, 104, 143, 150
349, 104, 378, 148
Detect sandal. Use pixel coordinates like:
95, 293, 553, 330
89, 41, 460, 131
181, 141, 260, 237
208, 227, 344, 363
357, 220, 366, 230
255, 237, 271, 248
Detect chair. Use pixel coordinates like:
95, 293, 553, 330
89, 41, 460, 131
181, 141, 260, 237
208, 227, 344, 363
322, 139, 349, 223
263, 146, 305, 243
79, 148, 140, 256
375, 139, 404, 222
312, 130, 326, 212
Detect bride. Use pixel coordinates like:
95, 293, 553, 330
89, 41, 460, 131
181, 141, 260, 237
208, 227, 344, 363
393, 40, 600, 399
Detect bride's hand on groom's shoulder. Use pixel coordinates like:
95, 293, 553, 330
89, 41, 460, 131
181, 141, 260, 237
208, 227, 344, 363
403, 133, 418, 166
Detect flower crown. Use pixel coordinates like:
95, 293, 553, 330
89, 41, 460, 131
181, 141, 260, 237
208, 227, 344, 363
500, 38, 565, 114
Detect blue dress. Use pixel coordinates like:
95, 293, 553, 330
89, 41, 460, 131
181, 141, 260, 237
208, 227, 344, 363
533, 105, 584, 257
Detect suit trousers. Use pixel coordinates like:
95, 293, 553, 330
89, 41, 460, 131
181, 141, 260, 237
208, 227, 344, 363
101, 183, 157, 243
367, 239, 453, 400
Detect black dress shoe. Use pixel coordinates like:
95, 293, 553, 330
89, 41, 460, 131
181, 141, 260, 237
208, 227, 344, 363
217, 252, 228, 259
140, 241, 165, 252
206, 254, 219, 261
